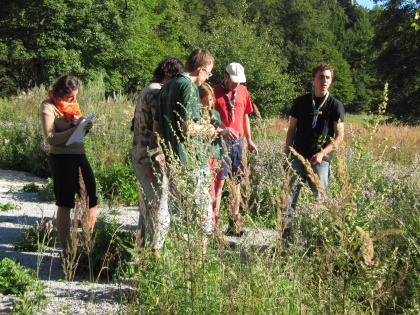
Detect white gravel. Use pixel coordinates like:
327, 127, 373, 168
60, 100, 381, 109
0, 169, 138, 314
0, 169, 278, 314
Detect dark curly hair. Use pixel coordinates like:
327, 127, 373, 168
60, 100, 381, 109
153, 57, 184, 82
52, 75, 80, 99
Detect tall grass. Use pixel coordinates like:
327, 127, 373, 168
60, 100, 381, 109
0, 80, 419, 313
0, 76, 138, 205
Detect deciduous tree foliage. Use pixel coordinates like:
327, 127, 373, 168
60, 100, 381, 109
201, 12, 295, 117
0, 0, 185, 95
247, 0, 357, 110
0, 0, 418, 122
372, 0, 420, 124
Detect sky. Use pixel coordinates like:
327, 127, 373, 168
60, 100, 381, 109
356, 0, 375, 9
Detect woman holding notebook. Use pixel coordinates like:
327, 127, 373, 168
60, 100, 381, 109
40, 75, 99, 258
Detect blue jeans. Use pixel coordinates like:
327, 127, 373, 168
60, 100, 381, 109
286, 156, 330, 226
221, 137, 245, 181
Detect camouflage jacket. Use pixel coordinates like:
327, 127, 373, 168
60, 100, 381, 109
132, 81, 163, 164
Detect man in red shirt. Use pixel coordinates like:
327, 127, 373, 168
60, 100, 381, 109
213, 62, 258, 236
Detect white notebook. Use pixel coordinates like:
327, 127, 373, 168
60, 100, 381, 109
66, 113, 95, 146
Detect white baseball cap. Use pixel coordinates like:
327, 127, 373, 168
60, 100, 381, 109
226, 62, 246, 83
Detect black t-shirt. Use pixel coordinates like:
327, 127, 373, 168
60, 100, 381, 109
289, 92, 345, 159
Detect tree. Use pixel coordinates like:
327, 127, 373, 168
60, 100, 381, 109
199, 12, 296, 117
0, 0, 186, 96
372, 0, 420, 123
337, 3, 376, 113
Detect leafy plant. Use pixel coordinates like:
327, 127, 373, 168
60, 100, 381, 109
22, 182, 40, 193
11, 282, 47, 315
0, 123, 49, 177
94, 164, 138, 207
0, 201, 15, 211
38, 178, 55, 202
0, 257, 38, 295
0, 258, 47, 314
14, 218, 56, 252
76, 217, 136, 280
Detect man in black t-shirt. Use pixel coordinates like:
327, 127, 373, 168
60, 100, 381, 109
283, 64, 345, 232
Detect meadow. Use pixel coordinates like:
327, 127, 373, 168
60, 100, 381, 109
0, 79, 419, 314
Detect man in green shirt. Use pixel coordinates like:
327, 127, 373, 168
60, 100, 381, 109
154, 49, 216, 251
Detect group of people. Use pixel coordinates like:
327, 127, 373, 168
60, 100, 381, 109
133, 49, 259, 254
39, 48, 344, 259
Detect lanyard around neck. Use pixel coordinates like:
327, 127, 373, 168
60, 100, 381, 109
221, 81, 236, 122
311, 92, 329, 128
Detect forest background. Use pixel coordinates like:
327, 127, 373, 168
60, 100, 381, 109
0, 0, 419, 124
1, 0, 420, 313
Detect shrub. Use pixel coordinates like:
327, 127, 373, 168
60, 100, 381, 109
14, 218, 57, 252
22, 183, 40, 193
77, 216, 136, 280
0, 201, 16, 211
0, 257, 38, 295
0, 123, 48, 176
38, 178, 55, 202
0, 258, 47, 314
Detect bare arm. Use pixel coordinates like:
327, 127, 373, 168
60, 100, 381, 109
309, 121, 344, 166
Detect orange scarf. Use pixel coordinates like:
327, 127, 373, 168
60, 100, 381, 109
48, 90, 82, 122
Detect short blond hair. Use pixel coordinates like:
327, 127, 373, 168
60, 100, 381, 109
185, 49, 214, 72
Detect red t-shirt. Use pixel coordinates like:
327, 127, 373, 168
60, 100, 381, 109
213, 83, 253, 134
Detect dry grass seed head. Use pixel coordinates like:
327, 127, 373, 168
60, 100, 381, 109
371, 229, 405, 242
356, 226, 375, 268
289, 147, 327, 199
356, 226, 405, 270
62, 202, 82, 281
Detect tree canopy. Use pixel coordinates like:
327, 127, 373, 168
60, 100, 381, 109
0, 0, 419, 122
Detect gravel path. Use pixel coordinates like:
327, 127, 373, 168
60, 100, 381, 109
0, 169, 138, 314
0, 169, 277, 314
